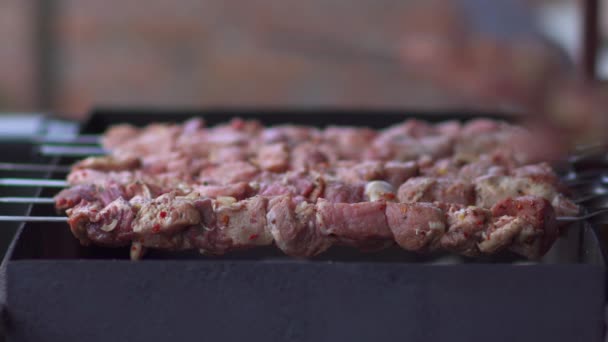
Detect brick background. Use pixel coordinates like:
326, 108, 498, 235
51, 0, 468, 117
0, 1, 36, 110
0, 0, 587, 118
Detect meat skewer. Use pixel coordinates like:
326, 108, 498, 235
62, 193, 559, 260
35, 118, 551, 167
4, 117, 584, 262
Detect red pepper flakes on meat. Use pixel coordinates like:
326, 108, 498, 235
221, 215, 230, 225
384, 193, 396, 200
476, 220, 484, 226
516, 204, 523, 210
57, 198, 67, 206
152, 224, 161, 233
249, 234, 259, 240
159, 211, 167, 219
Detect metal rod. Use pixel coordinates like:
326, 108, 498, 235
575, 192, 608, 204
0, 216, 67, 222
33, 134, 101, 145
0, 178, 68, 188
0, 197, 55, 204
557, 208, 608, 222
39, 145, 107, 157
0, 162, 71, 173
0, 214, 595, 224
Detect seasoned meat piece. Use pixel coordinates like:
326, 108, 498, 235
139, 233, 191, 251
323, 180, 365, 203
200, 161, 260, 184
123, 182, 159, 199
209, 146, 248, 163
398, 177, 474, 205
261, 125, 320, 144
55, 184, 99, 211
316, 200, 392, 246
491, 196, 557, 258
383, 161, 418, 187
552, 194, 580, 217
478, 216, 527, 254
458, 157, 509, 181
101, 124, 140, 149
291, 143, 329, 170
441, 205, 490, 256
112, 123, 180, 157
89, 197, 137, 245
73, 156, 141, 172
419, 158, 463, 177
185, 198, 231, 255
334, 161, 384, 183
417, 135, 453, 159
131, 193, 201, 235
66, 197, 136, 247
386, 202, 446, 252
435, 120, 461, 138
214, 196, 272, 247
181, 117, 205, 133
474, 175, 578, 216
66, 200, 104, 245
267, 196, 331, 257
511, 163, 559, 186
193, 182, 254, 200
67, 169, 135, 186
259, 171, 318, 200
380, 119, 434, 139
323, 126, 376, 159
257, 143, 289, 172
462, 119, 502, 135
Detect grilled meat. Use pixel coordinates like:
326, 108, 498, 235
57, 117, 577, 260
66, 194, 557, 260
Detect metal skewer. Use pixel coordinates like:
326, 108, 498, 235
0, 216, 67, 222
556, 208, 608, 222
0, 197, 56, 204
39, 145, 107, 157
0, 178, 68, 188
33, 134, 101, 145
0, 162, 71, 173
0, 213, 600, 223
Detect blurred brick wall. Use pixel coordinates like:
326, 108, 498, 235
0, 0, 553, 117
0, 1, 36, 110
52, 0, 465, 118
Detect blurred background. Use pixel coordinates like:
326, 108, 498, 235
0, 0, 606, 122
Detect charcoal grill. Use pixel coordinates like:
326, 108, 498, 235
1, 109, 606, 342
